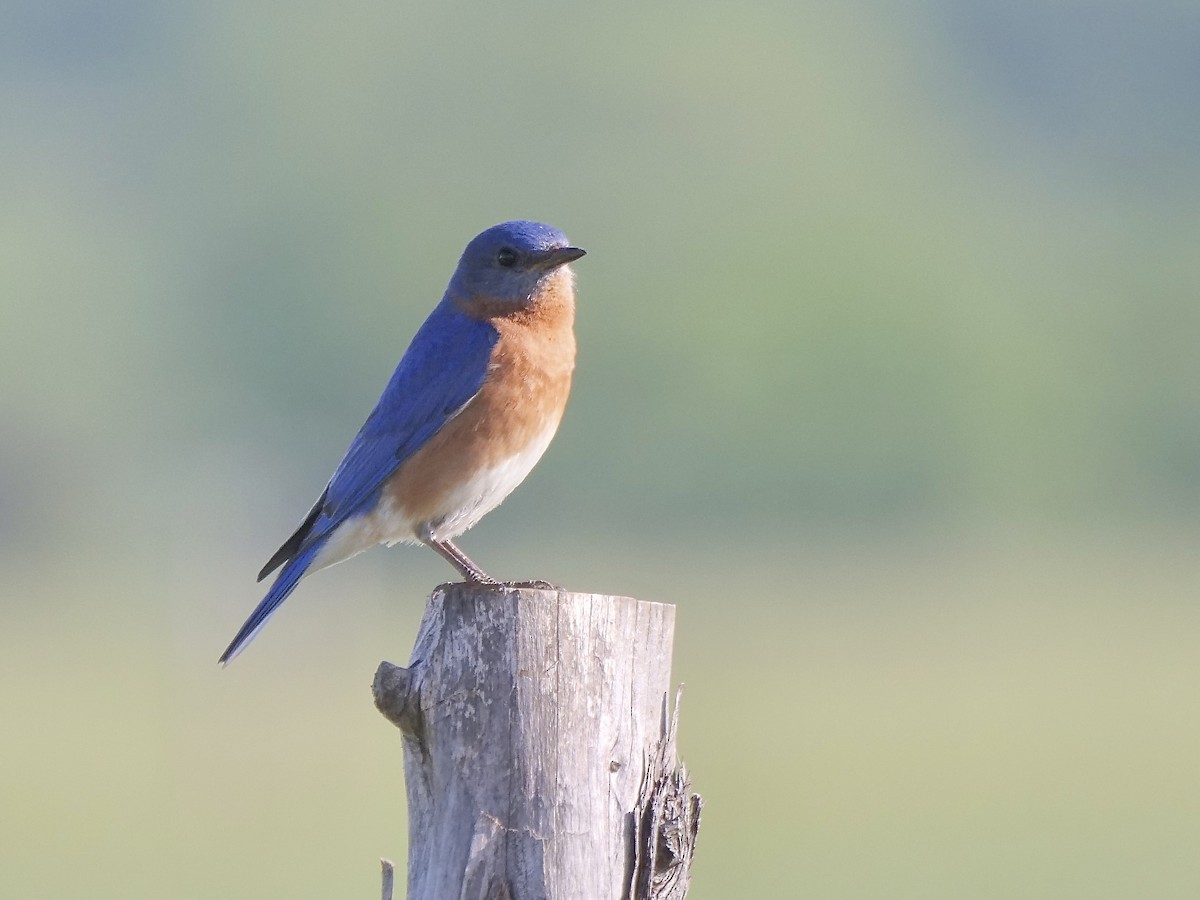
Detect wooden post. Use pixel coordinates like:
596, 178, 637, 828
372, 583, 702, 900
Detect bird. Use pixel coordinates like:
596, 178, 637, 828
219, 220, 585, 665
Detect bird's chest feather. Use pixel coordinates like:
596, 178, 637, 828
379, 313, 575, 536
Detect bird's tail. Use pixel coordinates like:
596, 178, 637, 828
219, 539, 326, 666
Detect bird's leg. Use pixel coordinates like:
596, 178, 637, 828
418, 526, 499, 584
435, 539, 500, 584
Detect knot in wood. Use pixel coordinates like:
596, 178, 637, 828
372, 660, 422, 736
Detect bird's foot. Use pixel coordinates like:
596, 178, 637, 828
464, 571, 501, 586
504, 579, 563, 590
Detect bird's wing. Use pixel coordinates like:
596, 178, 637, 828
259, 301, 499, 580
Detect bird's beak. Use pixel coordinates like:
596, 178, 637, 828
537, 246, 586, 269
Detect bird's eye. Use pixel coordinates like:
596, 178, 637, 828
496, 247, 518, 268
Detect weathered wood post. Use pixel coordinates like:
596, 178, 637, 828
372, 583, 701, 899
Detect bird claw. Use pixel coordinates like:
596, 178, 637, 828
504, 579, 562, 591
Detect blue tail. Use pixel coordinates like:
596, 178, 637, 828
219, 539, 327, 665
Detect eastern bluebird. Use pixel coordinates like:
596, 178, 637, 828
219, 221, 584, 664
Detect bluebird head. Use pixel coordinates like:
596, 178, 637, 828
447, 220, 585, 308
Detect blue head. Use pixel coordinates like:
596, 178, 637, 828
447, 221, 585, 309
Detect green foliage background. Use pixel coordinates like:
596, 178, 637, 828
2, 2, 1198, 897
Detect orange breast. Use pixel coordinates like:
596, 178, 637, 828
382, 272, 577, 531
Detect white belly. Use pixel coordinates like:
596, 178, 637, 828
421, 420, 560, 540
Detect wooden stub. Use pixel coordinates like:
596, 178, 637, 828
380, 858, 395, 900
372, 584, 701, 900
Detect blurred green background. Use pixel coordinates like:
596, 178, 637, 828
3, 1, 1198, 897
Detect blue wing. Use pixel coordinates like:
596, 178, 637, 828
221, 300, 498, 664
258, 299, 499, 581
